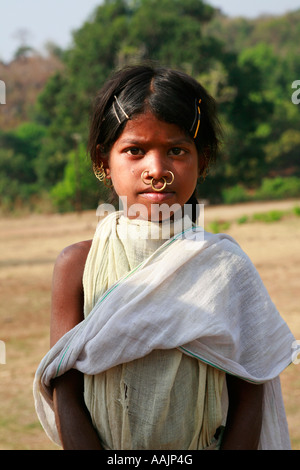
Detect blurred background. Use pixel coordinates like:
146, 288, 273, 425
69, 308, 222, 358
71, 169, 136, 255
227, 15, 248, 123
1, 0, 300, 212
0, 0, 299, 450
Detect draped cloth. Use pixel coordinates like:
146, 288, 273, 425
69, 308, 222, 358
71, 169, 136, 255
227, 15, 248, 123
33, 211, 295, 449
82, 214, 225, 450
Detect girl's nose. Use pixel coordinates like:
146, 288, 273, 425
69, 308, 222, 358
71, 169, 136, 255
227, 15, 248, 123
145, 153, 168, 180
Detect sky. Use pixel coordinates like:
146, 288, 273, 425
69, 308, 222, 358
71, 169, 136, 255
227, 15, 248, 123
0, 0, 300, 63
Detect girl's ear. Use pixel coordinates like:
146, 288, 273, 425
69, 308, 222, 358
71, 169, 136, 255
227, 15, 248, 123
198, 147, 210, 178
96, 144, 111, 176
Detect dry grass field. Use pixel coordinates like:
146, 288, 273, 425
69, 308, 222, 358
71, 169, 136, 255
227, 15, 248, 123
0, 199, 299, 450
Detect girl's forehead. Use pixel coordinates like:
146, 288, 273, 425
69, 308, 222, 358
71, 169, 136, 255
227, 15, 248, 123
117, 111, 192, 143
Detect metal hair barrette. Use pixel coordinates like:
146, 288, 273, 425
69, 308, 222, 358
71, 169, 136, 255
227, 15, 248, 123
113, 95, 130, 124
190, 98, 202, 139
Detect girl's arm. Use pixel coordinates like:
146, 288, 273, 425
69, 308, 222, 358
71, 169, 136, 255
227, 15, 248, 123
220, 374, 263, 450
50, 241, 103, 450
53, 369, 102, 450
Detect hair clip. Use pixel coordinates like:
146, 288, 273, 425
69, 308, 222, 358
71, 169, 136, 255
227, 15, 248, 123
113, 95, 130, 123
190, 98, 201, 139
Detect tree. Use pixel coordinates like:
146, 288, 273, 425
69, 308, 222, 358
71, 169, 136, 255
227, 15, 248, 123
35, 0, 225, 207
0, 123, 46, 184
50, 141, 109, 212
0, 123, 48, 209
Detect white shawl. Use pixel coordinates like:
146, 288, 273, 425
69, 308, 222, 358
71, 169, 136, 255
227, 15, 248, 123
33, 212, 295, 449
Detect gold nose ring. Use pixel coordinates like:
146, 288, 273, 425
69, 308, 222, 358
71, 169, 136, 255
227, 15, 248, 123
141, 170, 151, 185
165, 171, 174, 185
141, 170, 174, 192
151, 177, 167, 192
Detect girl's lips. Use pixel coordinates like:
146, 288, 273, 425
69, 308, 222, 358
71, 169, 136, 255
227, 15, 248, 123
139, 191, 174, 203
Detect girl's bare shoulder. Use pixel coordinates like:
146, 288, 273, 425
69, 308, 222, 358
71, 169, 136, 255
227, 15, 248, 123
50, 240, 93, 345
56, 239, 93, 264
53, 240, 93, 282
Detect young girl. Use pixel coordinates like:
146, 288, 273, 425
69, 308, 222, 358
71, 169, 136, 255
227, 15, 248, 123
34, 65, 295, 450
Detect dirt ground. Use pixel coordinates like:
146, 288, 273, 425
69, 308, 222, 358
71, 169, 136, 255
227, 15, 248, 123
0, 199, 299, 450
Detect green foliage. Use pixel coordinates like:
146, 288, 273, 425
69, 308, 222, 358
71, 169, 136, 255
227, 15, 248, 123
237, 215, 249, 224
264, 130, 300, 174
0, 122, 47, 178
254, 176, 300, 201
207, 220, 231, 233
127, 0, 218, 74
252, 210, 285, 223
207, 206, 300, 233
0, 123, 48, 209
221, 185, 250, 204
293, 206, 300, 216
0, 148, 41, 211
220, 177, 300, 204
50, 143, 108, 212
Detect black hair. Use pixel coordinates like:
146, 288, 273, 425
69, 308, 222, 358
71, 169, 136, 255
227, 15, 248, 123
88, 64, 222, 222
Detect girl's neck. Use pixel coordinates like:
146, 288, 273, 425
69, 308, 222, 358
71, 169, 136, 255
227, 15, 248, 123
117, 212, 193, 242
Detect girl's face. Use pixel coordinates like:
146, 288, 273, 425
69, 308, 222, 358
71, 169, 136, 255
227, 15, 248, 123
102, 112, 201, 221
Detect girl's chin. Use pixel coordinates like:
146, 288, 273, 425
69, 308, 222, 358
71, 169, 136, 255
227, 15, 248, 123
118, 194, 185, 222
125, 204, 184, 223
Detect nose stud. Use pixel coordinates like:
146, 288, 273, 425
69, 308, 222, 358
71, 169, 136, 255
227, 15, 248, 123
141, 170, 174, 192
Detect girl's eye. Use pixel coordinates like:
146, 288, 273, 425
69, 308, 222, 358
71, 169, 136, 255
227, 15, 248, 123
169, 147, 186, 156
126, 147, 144, 156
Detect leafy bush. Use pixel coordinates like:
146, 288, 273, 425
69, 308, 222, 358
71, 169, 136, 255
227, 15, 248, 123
237, 215, 249, 224
252, 210, 285, 223
221, 185, 250, 204
207, 220, 231, 233
293, 206, 300, 217
221, 177, 300, 204
50, 143, 108, 212
254, 177, 300, 201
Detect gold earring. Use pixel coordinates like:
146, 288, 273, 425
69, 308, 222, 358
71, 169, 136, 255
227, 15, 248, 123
93, 162, 106, 181
93, 162, 113, 188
